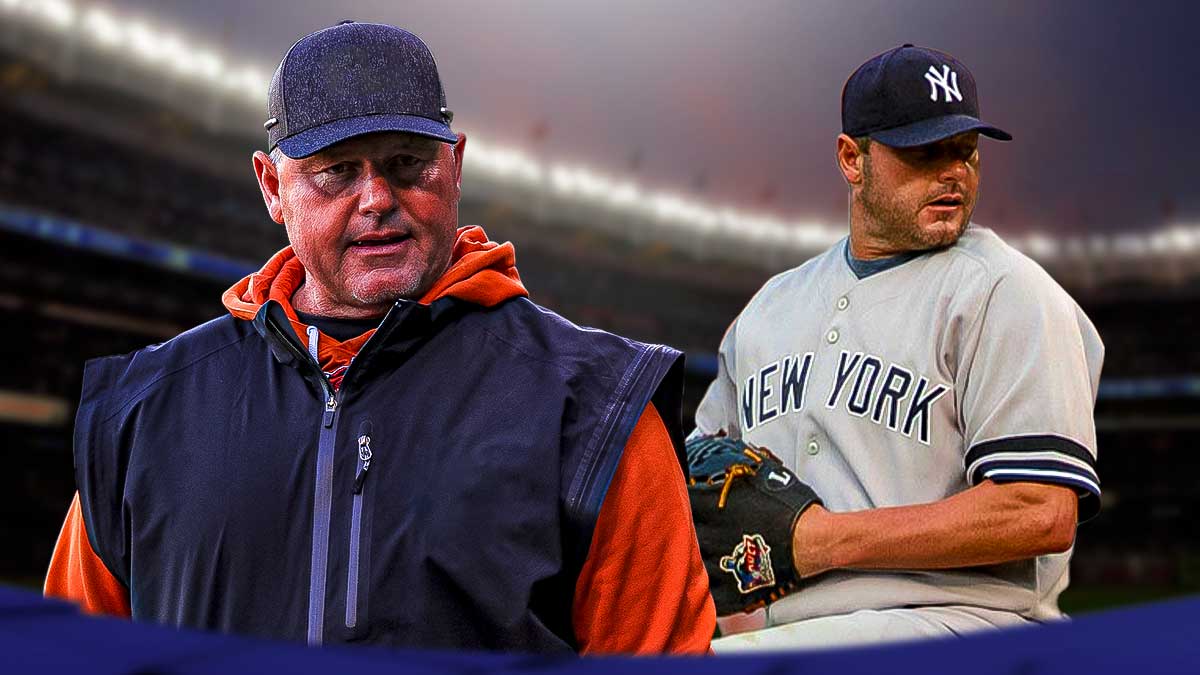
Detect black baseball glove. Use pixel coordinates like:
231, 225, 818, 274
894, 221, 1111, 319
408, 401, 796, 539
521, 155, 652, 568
686, 434, 822, 616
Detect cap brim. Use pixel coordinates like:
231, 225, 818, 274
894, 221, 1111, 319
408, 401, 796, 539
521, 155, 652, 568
870, 114, 1012, 148
277, 113, 458, 159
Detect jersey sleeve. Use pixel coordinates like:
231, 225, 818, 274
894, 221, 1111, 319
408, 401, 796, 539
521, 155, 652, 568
957, 265, 1105, 521
693, 319, 741, 438
44, 491, 132, 617
572, 403, 716, 655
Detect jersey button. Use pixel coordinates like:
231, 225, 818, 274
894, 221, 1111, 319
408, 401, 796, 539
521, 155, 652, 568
837, 296, 849, 311
826, 328, 839, 344
806, 439, 820, 455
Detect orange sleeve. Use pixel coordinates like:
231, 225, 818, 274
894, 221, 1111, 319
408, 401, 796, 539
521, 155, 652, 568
44, 491, 131, 617
572, 403, 716, 655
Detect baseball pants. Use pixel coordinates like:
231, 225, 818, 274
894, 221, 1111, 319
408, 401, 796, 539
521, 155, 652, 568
712, 605, 1035, 653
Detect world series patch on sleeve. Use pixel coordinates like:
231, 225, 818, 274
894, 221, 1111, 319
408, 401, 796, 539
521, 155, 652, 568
686, 435, 823, 616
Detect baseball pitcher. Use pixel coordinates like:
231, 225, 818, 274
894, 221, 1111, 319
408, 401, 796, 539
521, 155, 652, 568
688, 45, 1104, 651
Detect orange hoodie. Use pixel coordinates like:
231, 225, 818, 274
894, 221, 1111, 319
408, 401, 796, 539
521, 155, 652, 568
47, 226, 715, 654
220, 225, 528, 384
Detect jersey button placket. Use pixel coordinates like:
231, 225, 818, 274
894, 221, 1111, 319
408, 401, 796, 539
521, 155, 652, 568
826, 328, 839, 344
806, 439, 820, 455
836, 296, 849, 311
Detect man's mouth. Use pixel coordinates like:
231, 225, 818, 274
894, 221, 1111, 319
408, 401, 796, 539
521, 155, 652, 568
350, 233, 411, 248
926, 194, 964, 208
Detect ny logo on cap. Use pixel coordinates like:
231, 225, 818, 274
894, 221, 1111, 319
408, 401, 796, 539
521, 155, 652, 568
924, 64, 963, 103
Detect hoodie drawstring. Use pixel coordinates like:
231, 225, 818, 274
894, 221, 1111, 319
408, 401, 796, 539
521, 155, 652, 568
306, 325, 319, 362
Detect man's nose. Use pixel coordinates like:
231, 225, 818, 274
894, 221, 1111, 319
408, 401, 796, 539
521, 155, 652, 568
358, 167, 397, 217
938, 157, 968, 184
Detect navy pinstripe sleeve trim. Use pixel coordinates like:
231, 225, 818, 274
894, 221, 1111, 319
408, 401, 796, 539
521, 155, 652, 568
965, 435, 1101, 522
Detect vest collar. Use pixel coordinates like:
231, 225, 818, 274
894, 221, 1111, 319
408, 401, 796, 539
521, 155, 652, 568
253, 296, 472, 393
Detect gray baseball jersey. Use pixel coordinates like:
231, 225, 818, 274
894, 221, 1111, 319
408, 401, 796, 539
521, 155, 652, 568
694, 225, 1104, 626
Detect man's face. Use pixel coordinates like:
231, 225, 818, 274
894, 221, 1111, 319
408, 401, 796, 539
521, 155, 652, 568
257, 131, 465, 317
857, 132, 980, 252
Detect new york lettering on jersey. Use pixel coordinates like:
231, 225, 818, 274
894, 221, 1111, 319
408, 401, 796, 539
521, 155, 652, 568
739, 350, 949, 445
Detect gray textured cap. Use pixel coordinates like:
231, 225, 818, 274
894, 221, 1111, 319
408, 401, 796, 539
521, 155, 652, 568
266, 21, 456, 158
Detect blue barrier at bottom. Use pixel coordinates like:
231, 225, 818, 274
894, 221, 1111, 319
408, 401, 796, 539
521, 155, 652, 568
3, 585, 1199, 674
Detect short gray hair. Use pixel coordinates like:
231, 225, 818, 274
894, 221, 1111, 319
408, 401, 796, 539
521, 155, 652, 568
269, 147, 286, 167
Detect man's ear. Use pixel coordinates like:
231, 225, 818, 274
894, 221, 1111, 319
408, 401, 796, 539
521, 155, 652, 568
451, 132, 466, 189
252, 151, 285, 224
836, 134, 865, 186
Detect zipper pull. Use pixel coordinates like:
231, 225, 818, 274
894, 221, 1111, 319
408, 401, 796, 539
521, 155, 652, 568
323, 394, 337, 428
354, 434, 372, 494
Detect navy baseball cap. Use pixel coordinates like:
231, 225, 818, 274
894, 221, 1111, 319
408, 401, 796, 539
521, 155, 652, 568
842, 44, 1012, 148
265, 21, 457, 159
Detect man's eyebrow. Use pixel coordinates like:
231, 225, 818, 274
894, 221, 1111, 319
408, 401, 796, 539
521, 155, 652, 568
388, 140, 440, 154
352, 141, 441, 159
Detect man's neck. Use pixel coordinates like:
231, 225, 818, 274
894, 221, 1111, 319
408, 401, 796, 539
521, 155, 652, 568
847, 235, 900, 260
847, 221, 908, 260
292, 282, 391, 320
846, 202, 904, 260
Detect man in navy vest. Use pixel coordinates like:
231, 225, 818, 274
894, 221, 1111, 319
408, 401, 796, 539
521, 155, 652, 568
46, 21, 715, 654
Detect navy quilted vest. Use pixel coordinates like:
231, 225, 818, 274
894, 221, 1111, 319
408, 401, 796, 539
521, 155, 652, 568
73, 296, 685, 652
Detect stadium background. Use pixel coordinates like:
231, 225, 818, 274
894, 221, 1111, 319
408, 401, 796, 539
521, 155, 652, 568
1, 0, 1197, 616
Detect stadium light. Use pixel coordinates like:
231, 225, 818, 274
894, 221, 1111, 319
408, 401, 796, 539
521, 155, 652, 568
37, 0, 75, 29
223, 67, 268, 102
607, 183, 641, 209
1115, 234, 1149, 258
1165, 225, 1200, 252
125, 21, 161, 63
1021, 233, 1060, 260
466, 130, 842, 253
81, 8, 121, 47
0, 0, 76, 29
1148, 231, 1173, 255
157, 33, 193, 74
465, 139, 545, 185
192, 50, 224, 82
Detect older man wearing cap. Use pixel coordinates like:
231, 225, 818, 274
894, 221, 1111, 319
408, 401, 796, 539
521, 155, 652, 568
688, 45, 1104, 651
44, 22, 715, 654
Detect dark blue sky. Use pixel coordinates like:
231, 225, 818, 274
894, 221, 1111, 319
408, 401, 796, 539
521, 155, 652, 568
97, 0, 1200, 234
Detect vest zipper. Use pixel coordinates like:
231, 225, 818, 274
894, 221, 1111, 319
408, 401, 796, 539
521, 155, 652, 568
346, 427, 372, 628
306, 390, 340, 647
288, 306, 400, 640
304, 325, 339, 647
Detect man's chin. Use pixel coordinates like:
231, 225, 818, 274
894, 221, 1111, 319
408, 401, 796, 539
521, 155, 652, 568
348, 274, 430, 307
915, 216, 968, 249
350, 287, 415, 307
